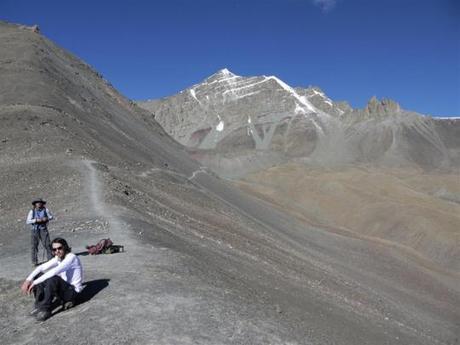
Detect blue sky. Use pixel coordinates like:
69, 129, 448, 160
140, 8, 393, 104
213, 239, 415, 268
2, 0, 459, 116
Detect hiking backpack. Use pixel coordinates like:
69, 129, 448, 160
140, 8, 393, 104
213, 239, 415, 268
86, 238, 124, 255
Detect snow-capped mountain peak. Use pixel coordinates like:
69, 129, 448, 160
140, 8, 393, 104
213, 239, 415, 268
205, 68, 238, 84
137, 69, 460, 177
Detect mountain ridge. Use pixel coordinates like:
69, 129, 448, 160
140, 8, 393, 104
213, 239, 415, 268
139, 67, 454, 118
138, 68, 460, 178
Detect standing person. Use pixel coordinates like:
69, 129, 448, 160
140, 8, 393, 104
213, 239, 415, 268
21, 238, 83, 321
26, 198, 54, 266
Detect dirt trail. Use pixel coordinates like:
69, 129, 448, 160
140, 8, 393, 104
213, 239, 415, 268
80, 160, 128, 242
75, 159, 176, 276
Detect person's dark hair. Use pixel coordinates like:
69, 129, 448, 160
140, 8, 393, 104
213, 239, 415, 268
51, 237, 71, 253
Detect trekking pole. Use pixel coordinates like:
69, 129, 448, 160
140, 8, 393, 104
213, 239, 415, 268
41, 239, 46, 264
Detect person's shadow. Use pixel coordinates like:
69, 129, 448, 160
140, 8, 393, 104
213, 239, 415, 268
50, 279, 110, 316
76, 279, 110, 305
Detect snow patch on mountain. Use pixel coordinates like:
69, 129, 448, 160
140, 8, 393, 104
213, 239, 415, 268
295, 103, 307, 114
206, 69, 239, 85
220, 68, 233, 76
266, 76, 317, 113
222, 79, 268, 95
216, 121, 224, 132
190, 88, 198, 101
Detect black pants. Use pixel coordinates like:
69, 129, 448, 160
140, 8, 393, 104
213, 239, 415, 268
33, 276, 77, 312
31, 227, 53, 264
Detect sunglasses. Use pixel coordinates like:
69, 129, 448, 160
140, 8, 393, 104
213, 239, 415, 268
52, 246, 64, 252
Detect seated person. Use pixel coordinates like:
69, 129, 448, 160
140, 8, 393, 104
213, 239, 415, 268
21, 237, 83, 321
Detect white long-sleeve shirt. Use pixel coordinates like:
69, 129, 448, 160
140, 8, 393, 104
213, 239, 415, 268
26, 253, 83, 292
26, 208, 54, 224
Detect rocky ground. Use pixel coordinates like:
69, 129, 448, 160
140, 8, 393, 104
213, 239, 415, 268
0, 159, 303, 345
2, 156, 459, 345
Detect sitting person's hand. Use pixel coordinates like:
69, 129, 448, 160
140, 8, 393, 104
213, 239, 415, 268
21, 280, 32, 295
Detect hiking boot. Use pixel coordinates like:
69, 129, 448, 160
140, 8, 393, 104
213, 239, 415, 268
29, 307, 40, 317
62, 301, 75, 310
51, 296, 62, 309
35, 310, 51, 322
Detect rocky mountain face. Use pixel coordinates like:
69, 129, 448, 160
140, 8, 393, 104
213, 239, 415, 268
138, 69, 460, 178
1, 22, 459, 345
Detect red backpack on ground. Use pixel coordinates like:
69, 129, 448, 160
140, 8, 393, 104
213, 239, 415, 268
86, 238, 114, 255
